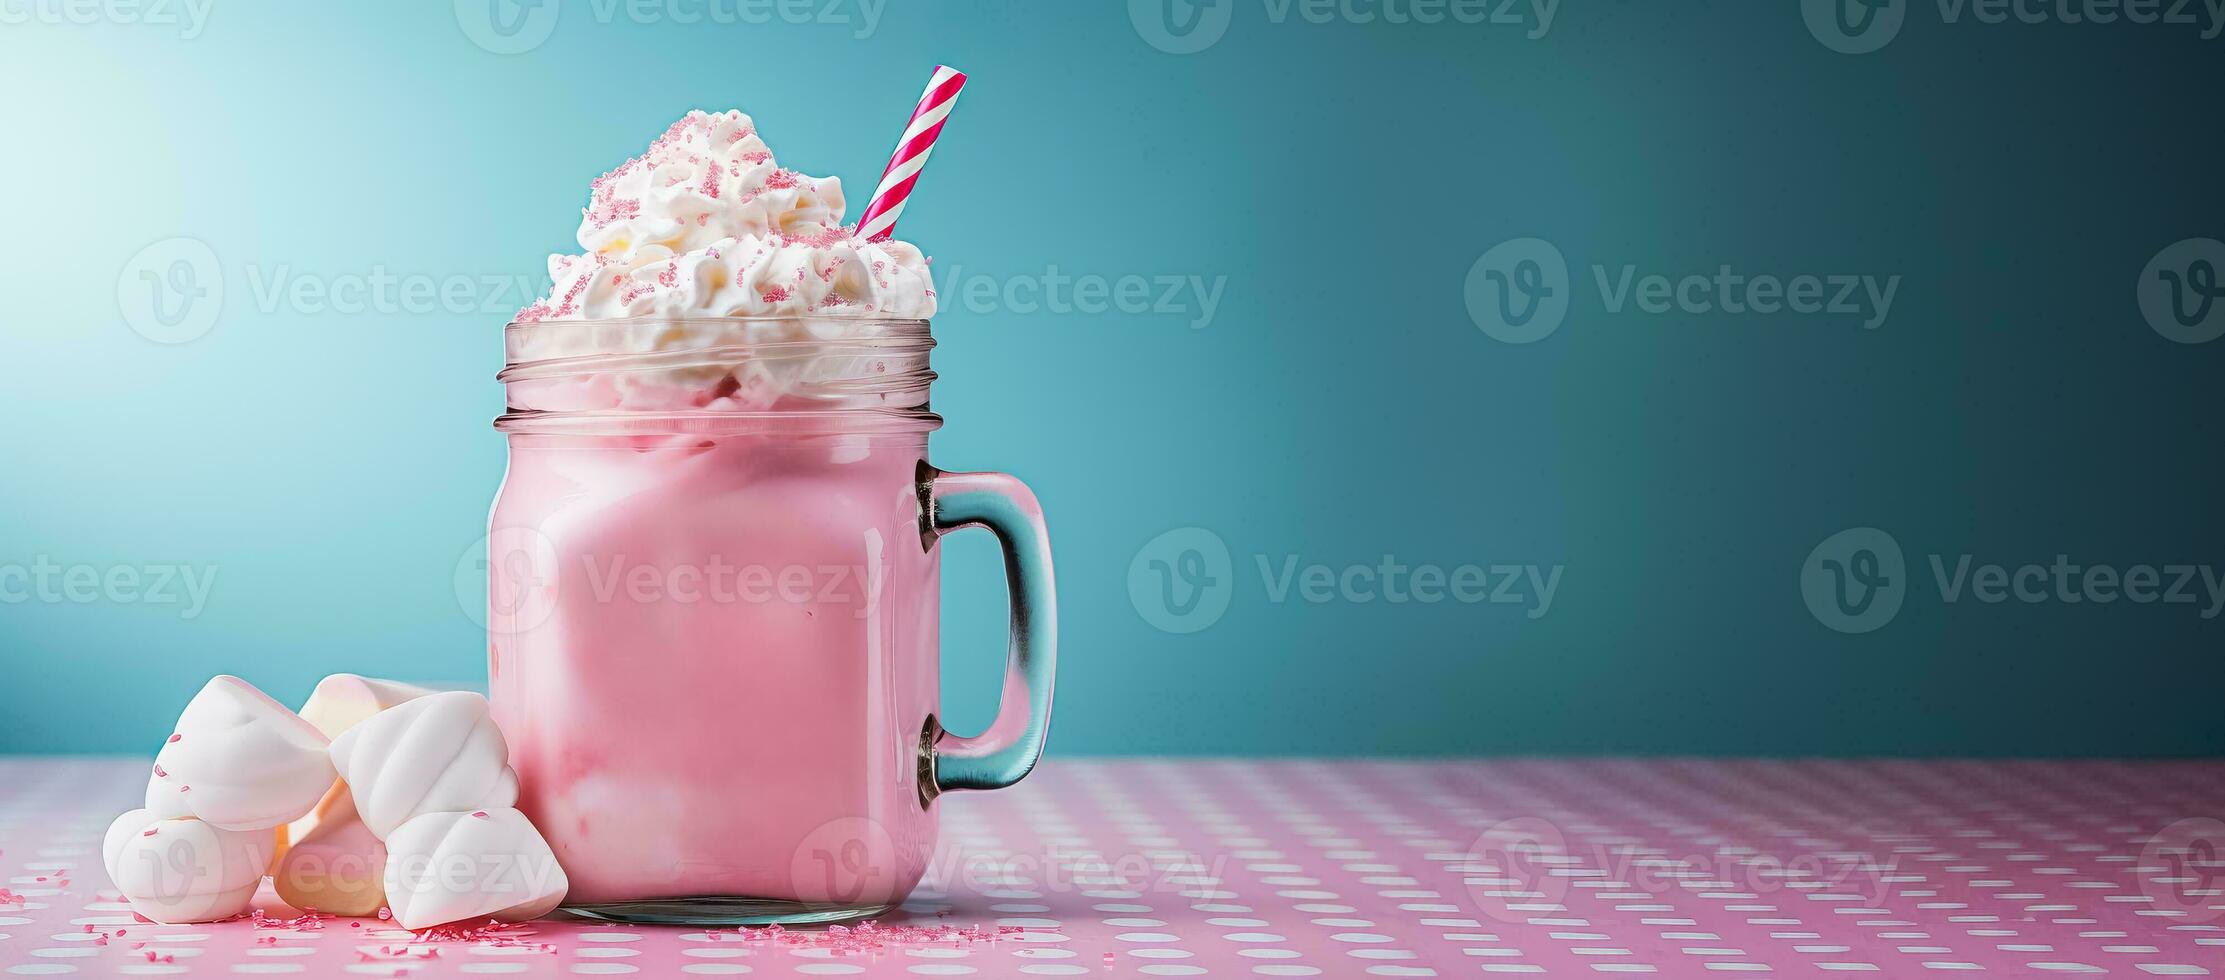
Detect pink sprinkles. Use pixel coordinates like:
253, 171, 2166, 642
696, 921, 1022, 955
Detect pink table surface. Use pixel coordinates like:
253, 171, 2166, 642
4, 757, 2224, 977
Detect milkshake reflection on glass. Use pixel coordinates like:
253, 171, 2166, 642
486, 108, 1056, 925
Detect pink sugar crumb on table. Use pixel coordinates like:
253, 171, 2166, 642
251, 909, 334, 933
410, 918, 553, 952
698, 920, 1021, 955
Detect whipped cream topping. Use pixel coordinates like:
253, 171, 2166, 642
517, 110, 936, 323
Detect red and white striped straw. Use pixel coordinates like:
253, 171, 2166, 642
854, 65, 967, 243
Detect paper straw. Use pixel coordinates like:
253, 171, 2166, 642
854, 65, 968, 242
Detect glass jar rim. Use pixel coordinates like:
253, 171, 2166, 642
505, 313, 930, 332
497, 315, 938, 435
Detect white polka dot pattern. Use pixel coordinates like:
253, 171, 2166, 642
3, 759, 2222, 976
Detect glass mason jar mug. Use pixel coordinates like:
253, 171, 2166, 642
483, 316, 1055, 925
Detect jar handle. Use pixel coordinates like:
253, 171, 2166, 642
917, 463, 1057, 804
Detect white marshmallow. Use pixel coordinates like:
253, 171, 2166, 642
147, 676, 335, 832
281, 674, 432, 859
103, 809, 274, 923
382, 808, 568, 930
329, 691, 519, 840
273, 783, 388, 916
298, 674, 434, 740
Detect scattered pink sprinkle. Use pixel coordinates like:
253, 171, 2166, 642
0, 888, 25, 906
251, 909, 336, 933
470, 810, 490, 820
759, 285, 790, 304
141, 828, 158, 837
682, 920, 1020, 955
764, 169, 800, 190
408, 918, 552, 951
167, 734, 181, 743
151, 764, 167, 778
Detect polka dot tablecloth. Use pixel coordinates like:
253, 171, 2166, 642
5, 757, 2224, 977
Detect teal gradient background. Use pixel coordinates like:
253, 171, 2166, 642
2, 1, 2219, 756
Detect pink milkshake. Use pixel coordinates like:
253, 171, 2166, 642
486, 111, 1055, 923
